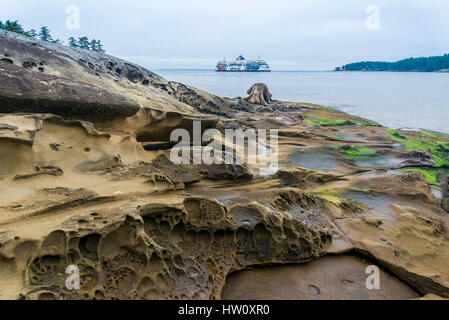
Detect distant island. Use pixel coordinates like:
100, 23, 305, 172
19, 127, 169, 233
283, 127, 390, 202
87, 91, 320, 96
335, 53, 449, 72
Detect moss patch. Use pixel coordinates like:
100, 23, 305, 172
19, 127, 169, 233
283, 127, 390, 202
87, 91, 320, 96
307, 117, 352, 126
304, 105, 381, 128
387, 129, 449, 167
307, 117, 379, 127
386, 128, 449, 185
312, 187, 366, 211
319, 106, 341, 113
352, 119, 380, 127
398, 168, 448, 186
330, 134, 344, 139
421, 130, 449, 140
342, 145, 377, 159
337, 145, 381, 167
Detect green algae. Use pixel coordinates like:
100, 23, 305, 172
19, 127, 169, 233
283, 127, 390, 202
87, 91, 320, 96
320, 106, 342, 113
343, 145, 377, 159
307, 117, 380, 127
352, 119, 380, 127
386, 128, 449, 185
307, 117, 352, 126
398, 168, 449, 186
386, 129, 449, 168
339, 145, 384, 167
312, 187, 366, 211
330, 134, 344, 139
421, 130, 449, 140
312, 186, 342, 194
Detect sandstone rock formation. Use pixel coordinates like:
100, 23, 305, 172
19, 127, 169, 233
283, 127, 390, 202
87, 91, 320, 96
1, 30, 449, 300
222, 255, 420, 300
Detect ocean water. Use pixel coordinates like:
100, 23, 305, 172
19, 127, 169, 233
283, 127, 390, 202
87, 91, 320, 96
157, 70, 449, 134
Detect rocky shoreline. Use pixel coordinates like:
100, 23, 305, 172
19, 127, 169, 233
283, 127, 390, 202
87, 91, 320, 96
1, 30, 448, 300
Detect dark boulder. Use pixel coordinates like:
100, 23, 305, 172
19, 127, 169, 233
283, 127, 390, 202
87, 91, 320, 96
0, 61, 140, 121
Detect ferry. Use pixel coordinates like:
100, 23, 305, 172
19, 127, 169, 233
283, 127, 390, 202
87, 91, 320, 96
216, 55, 271, 72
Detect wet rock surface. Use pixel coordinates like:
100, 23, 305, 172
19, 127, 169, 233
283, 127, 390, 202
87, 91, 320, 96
1, 31, 449, 300
222, 255, 420, 300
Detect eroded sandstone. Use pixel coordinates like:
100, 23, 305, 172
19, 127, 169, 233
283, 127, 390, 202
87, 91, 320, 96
1, 30, 449, 300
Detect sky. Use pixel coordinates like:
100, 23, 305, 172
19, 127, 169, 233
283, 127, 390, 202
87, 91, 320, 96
1, 0, 449, 70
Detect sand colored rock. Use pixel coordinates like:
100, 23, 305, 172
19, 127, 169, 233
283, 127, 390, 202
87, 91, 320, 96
0, 30, 229, 121
278, 166, 347, 188
1, 30, 449, 300
0, 195, 330, 300
222, 255, 420, 300
332, 205, 449, 297
0, 61, 140, 121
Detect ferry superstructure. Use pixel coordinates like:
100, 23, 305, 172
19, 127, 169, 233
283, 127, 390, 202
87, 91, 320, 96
216, 55, 271, 72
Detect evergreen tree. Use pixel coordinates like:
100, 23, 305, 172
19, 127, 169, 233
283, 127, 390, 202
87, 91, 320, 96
78, 36, 90, 50
89, 39, 106, 53
90, 39, 98, 51
38, 26, 52, 41
95, 40, 105, 53
3, 20, 25, 34
1, 19, 106, 53
337, 54, 449, 72
68, 37, 78, 47
28, 29, 37, 38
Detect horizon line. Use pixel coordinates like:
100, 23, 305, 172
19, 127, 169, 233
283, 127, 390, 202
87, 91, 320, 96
156, 68, 333, 72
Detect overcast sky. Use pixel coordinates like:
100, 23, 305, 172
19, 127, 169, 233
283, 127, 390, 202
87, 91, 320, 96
2, 0, 449, 70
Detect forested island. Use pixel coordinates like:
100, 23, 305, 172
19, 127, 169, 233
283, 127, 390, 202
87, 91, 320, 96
335, 53, 449, 72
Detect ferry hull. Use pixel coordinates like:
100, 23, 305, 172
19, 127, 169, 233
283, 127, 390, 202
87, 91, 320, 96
215, 70, 271, 72
216, 55, 271, 72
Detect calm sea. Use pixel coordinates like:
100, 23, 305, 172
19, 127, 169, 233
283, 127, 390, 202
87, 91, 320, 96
157, 70, 449, 134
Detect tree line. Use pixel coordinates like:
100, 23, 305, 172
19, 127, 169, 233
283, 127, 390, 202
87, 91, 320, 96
0, 20, 105, 53
335, 54, 449, 72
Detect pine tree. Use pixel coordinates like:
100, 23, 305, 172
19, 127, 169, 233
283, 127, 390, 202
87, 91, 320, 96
78, 36, 90, 50
3, 20, 25, 34
90, 39, 98, 51
28, 29, 37, 38
95, 40, 105, 53
68, 37, 78, 47
88, 39, 106, 53
0, 20, 36, 38
1, 20, 106, 53
38, 26, 52, 41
